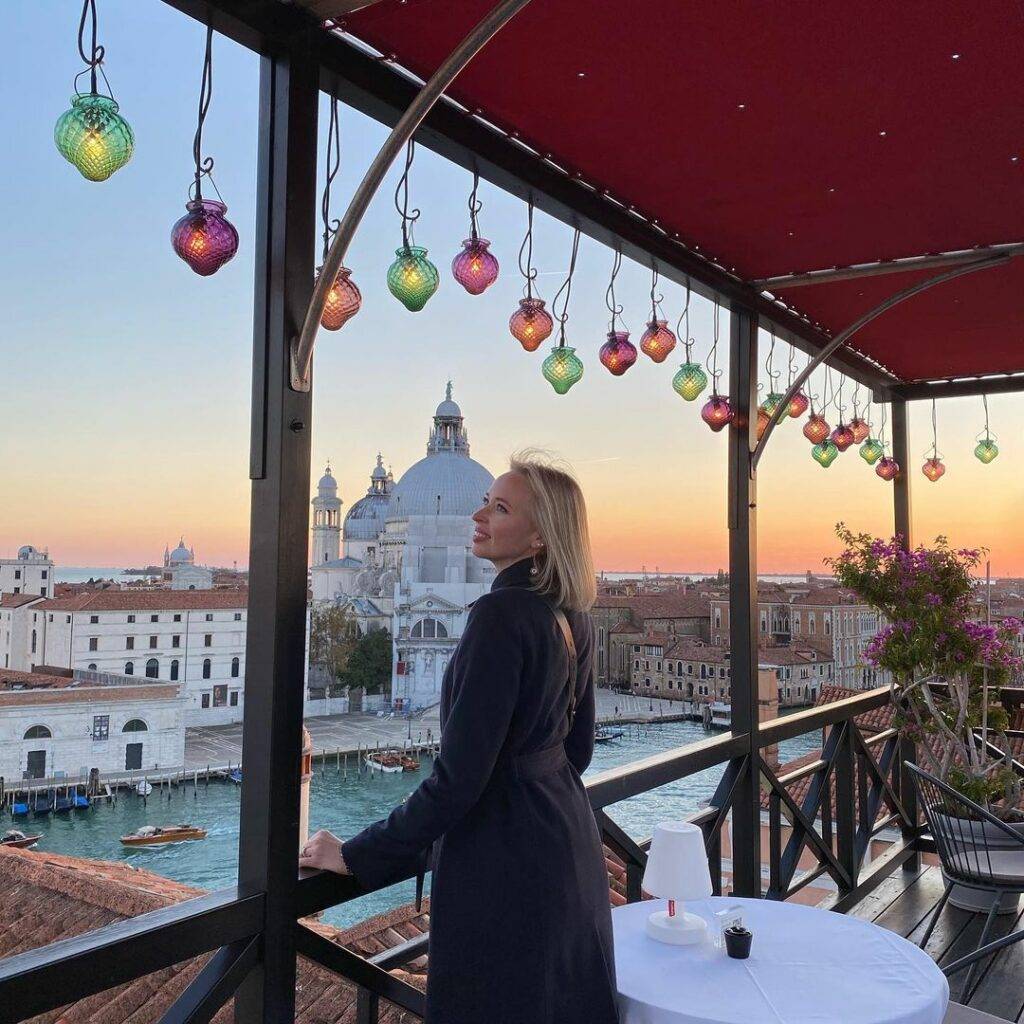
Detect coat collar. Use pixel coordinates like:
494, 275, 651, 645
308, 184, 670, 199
489, 556, 536, 593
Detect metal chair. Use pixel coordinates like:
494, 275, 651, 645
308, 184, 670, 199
906, 762, 1024, 1000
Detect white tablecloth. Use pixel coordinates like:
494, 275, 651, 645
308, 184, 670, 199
613, 897, 948, 1024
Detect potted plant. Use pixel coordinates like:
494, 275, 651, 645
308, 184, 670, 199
828, 526, 1024, 911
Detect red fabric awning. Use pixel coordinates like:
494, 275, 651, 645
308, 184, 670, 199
340, 0, 1024, 384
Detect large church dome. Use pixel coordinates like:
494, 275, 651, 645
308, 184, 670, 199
388, 382, 493, 519
344, 454, 393, 541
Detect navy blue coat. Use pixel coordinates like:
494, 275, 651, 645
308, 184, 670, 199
342, 557, 619, 1024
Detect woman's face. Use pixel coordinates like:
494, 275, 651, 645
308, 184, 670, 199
472, 471, 543, 571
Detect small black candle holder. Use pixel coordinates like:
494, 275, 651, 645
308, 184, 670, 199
724, 925, 752, 959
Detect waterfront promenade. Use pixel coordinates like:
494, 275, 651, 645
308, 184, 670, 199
183, 688, 684, 771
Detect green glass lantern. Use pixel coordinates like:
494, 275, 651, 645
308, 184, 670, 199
975, 438, 999, 464
763, 391, 787, 417
812, 441, 839, 468
54, 93, 134, 181
387, 246, 439, 311
859, 438, 884, 465
672, 361, 708, 401
542, 345, 584, 395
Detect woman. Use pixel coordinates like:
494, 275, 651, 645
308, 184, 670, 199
300, 453, 619, 1024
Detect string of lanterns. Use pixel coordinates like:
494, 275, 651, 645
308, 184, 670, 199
53, 8, 1008, 476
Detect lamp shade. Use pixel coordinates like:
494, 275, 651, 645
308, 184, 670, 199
641, 821, 712, 901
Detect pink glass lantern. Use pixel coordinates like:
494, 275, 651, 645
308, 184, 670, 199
757, 407, 771, 441
452, 237, 499, 294
803, 413, 830, 445
171, 198, 239, 276
788, 391, 810, 418
831, 423, 855, 452
922, 457, 946, 482
701, 395, 734, 432
509, 298, 554, 351
850, 417, 870, 444
319, 267, 362, 330
599, 330, 638, 376
639, 319, 677, 363
876, 457, 899, 481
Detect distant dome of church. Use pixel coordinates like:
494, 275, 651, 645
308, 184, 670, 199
388, 383, 492, 519
17, 545, 43, 560
344, 454, 393, 541
318, 465, 338, 491
166, 538, 194, 566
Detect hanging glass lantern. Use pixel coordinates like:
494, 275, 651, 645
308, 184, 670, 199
757, 407, 771, 441
788, 391, 810, 418
812, 441, 839, 468
763, 392, 787, 417
876, 457, 899, 481
922, 457, 946, 482
452, 237, 499, 294
701, 395, 734, 432
388, 246, 440, 311
509, 298, 553, 351
850, 417, 870, 444
318, 267, 362, 330
599, 330, 638, 376
859, 438, 884, 465
639, 320, 677, 363
803, 412, 830, 445
672, 362, 708, 402
171, 198, 239, 276
55, 93, 134, 182
542, 345, 584, 395
975, 439, 999, 464
831, 423, 855, 452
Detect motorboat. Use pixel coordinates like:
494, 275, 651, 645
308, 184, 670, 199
228, 768, 242, 785
1, 829, 41, 849
120, 824, 207, 847
365, 751, 404, 773
399, 756, 421, 771
136, 780, 153, 796
594, 725, 625, 743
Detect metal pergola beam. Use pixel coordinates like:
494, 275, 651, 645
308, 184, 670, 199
884, 374, 1024, 402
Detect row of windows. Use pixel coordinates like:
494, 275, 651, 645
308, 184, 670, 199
200, 686, 239, 708
9, 569, 48, 580
88, 633, 225, 652
24, 718, 147, 741
83, 657, 240, 680
82, 612, 243, 625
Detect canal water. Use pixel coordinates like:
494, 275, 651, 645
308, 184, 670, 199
12, 720, 819, 930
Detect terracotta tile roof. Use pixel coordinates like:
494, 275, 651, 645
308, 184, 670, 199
0, 668, 73, 689
37, 589, 248, 613
816, 685, 895, 734
594, 591, 711, 620
0, 592, 45, 609
2, 841, 631, 1023
609, 620, 642, 635
664, 639, 729, 663
758, 645, 834, 667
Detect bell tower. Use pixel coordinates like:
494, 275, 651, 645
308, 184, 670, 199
311, 465, 342, 565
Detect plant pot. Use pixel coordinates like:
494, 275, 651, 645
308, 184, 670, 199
943, 870, 1022, 915
932, 811, 1024, 914
933, 811, 1024, 850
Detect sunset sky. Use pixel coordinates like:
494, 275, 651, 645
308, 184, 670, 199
3, 2, 1022, 577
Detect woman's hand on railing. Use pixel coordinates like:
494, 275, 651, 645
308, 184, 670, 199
299, 829, 351, 875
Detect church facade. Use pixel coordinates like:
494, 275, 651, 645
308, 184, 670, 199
309, 384, 495, 710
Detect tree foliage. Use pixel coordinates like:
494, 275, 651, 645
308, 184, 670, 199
342, 629, 393, 695
308, 604, 359, 684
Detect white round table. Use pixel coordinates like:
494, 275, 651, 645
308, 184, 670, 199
613, 896, 948, 1024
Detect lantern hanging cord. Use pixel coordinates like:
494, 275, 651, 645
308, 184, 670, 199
605, 249, 624, 332
517, 196, 539, 300
76, 0, 104, 95
851, 380, 862, 419
707, 297, 722, 388
765, 329, 779, 385
787, 344, 796, 387
676, 278, 692, 361
394, 140, 421, 250
836, 374, 846, 422
321, 97, 342, 264
467, 168, 483, 241
982, 394, 992, 440
551, 227, 581, 348
879, 401, 889, 449
649, 264, 664, 323
931, 398, 939, 458
189, 25, 217, 203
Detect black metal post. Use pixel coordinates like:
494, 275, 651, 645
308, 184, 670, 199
728, 305, 762, 897
890, 398, 921, 870
235, 26, 319, 1024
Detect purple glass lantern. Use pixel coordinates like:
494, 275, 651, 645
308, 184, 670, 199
599, 330, 638, 376
171, 198, 239, 276
452, 237, 499, 294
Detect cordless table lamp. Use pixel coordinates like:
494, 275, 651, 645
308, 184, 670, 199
641, 821, 713, 945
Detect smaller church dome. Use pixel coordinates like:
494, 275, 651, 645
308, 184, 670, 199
371, 454, 388, 480
318, 466, 338, 490
168, 538, 193, 564
434, 380, 462, 419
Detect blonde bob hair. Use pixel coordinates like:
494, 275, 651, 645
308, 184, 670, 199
509, 450, 596, 612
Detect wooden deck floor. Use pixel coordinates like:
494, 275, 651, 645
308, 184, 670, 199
847, 864, 1024, 1021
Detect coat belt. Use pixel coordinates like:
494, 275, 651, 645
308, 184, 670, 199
499, 742, 568, 782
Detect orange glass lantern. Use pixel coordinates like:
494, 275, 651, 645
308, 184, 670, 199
509, 298, 554, 351
639, 319, 677, 363
803, 412, 830, 445
876, 457, 899, 481
319, 267, 362, 330
922, 456, 946, 482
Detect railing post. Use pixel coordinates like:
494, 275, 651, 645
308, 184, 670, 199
728, 304, 762, 897
890, 397, 920, 870
234, 25, 319, 1024
834, 723, 858, 893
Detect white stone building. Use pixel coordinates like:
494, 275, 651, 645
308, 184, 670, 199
309, 384, 495, 710
10, 590, 249, 726
0, 545, 54, 598
0, 667, 186, 782
1, 593, 46, 670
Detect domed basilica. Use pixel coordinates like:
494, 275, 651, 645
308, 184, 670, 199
310, 383, 496, 707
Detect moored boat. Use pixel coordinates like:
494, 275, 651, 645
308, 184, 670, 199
365, 752, 404, 773
1, 829, 41, 849
120, 824, 207, 847
399, 756, 421, 771
595, 725, 624, 743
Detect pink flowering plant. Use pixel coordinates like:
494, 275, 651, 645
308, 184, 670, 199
828, 525, 1023, 818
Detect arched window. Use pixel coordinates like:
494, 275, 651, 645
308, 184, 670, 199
170, 659, 180, 681
411, 617, 448, 639
87, 663, 97, 671
123, 719, 148, 732
31, 629, 37, 654
23, 725, 51, 739
231, 657, 240, 678
202, 658, 212, 679
125, 661, 134, 675
145, 658, 159, 679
